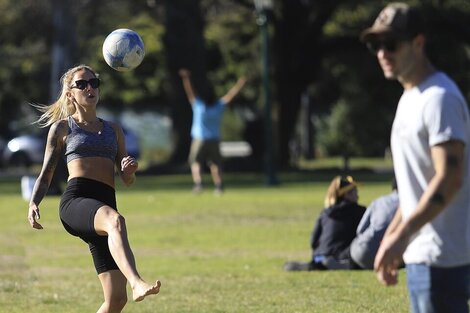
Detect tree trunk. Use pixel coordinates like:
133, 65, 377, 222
164, 0, 207, 165
274, 1, 338, 168
50, 0, 77, 99
48, 0, 77, 193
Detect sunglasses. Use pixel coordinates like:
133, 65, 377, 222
366, 38, 401, 54
71, 78, 100, 90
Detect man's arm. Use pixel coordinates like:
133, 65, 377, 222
178, 69, 196, 104
382, 206, 402, 238
397, 140, 464, 238
374, 140, 464, 285
221, 76, 247, 104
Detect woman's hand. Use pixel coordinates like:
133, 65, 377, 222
121, 156, 138, 175
28, 203, 43, 230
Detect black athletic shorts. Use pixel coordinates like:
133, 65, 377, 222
188, 139, 222, 166
59, 177, 119, 274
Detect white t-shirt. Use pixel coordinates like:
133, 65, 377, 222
391, 72, 470, 267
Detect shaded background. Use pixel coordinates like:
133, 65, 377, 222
0, 0, 469, 174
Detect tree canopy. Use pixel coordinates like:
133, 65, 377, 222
1, 0, 469, 169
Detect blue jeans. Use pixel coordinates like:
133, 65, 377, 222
406, 263, 470, 313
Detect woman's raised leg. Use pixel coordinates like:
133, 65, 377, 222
94, 205, 161, 302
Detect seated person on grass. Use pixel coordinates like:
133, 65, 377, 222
284, 176, 366, 271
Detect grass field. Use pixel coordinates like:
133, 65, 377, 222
0, 171, 409, 313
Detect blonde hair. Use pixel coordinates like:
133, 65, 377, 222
34, 64, 98, 127
323, 176, 358, 207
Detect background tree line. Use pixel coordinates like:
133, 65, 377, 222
0, 0, 469, 171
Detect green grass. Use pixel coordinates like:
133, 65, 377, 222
0, 172, 408, 313
298, 156, 393, 172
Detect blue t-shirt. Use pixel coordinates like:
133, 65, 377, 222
190, 97, 225, 140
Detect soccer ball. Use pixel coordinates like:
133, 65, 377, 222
102, 29, 145, 72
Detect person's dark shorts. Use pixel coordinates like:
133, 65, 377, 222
188, 139, 222, 166
59, 177, 119, 274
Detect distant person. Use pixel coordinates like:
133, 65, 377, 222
361, 3, 470, 312
284, 176, 366, 271
28, 64, 160, 312
178, 69, 246, 195
350, 178, 399, 270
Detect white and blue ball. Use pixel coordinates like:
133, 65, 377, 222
102, 29, 145, 72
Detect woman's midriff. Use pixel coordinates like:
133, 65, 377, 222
67, 157, 116, 188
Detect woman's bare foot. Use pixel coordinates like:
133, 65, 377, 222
133, 280, 161, 302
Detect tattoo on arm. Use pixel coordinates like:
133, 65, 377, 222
31, 182, 49, 205
43, 134, 61, 177
430, 192, 445, 206
31, 122, 65, 205
446, 155, 460, 168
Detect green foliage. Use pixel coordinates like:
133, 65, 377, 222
198, 3, 261, 141
221, 108, 245, 140
79, 3, 168, 110
315, 100, 357, 157
308, 0, 470, 157
0, 0, 52, 134
205, 7, 258, 96
1, 0, 470, 163
0, 173, 407, 312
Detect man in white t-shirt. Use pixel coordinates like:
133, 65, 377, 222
361, 3, 470, 313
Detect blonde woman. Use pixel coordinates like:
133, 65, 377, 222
284, 176, 366, 271
27, 64, 160, 312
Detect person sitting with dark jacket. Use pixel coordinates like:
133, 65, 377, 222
284, 176, 366, 271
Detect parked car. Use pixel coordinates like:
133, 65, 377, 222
3, 126, 140, 168
3, 134, 45, 167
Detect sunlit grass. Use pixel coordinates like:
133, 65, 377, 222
0, 172, 407, 313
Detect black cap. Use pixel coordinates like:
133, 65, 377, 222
360, 2, 425, 42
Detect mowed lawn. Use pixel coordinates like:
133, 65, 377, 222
0, 172, 409, 313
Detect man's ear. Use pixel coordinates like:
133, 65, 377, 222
414, 34, 426, 51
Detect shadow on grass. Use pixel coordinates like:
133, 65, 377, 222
0, 159, 394, 194
130, 167, 394, 192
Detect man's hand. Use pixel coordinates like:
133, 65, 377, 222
178, 69, 190, 78
374, 230, 407, 286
